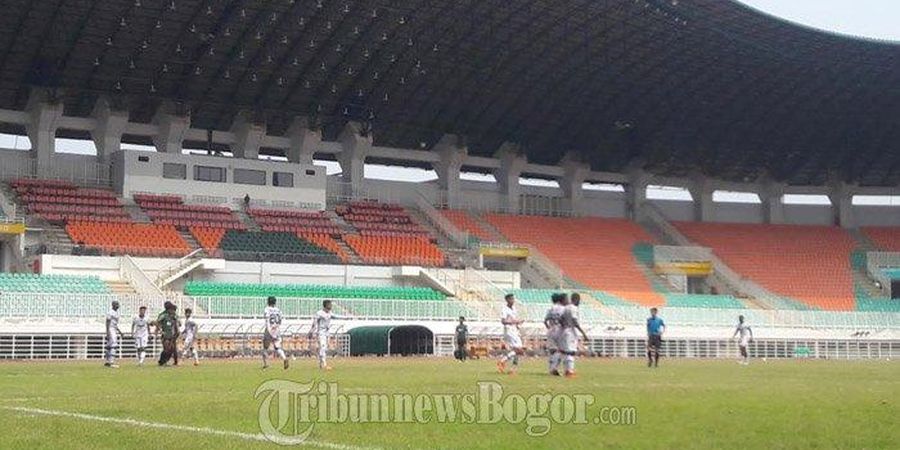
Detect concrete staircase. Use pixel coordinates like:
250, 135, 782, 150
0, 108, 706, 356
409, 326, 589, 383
325, 209, 357, 234
179, 229, 203, 253
848, 228, 878, 251
469, 212, 509, 243
333, 237, 363, 265
46, 225, 75, 254
234, 209, 260, 232
106, 279, 137, 296
125, 204, 152, 223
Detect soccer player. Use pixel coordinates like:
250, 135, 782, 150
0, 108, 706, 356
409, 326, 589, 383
309, 300, 341, 370
131, 306, 150, 366
454, 316, 468, 362
497, 294, 525, 375
560, 294, 589, 378
544, 293, 565, 375
182, 308, 199, 366
104, 301, 122, 368
646, 307, 666, 368
262, 296, 289, 370
733, 315, 753, 365
156, 301, 180, 366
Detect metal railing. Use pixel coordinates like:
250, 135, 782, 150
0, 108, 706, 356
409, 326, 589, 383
653, 245, 713, 264
413, 192, 470, 248
3, 293, 897, 330
155, 248, 204, 287
119, 255, 164, 296
641, 202, 791, 308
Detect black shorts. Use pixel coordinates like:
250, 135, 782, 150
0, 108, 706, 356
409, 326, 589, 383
648, 335, 663, 349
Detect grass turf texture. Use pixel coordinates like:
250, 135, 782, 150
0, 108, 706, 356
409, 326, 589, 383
0, 358, 896, 449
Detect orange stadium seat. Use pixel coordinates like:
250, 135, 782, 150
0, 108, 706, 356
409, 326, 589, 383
675, 222, 856, 310
440, 209, 493, 241
299, 233, 350, 263
135, 194, 244, 230
485, 214, 662, 306
343, 235, 446, 266
66, 221, 192, 257
862, 227, 900, 252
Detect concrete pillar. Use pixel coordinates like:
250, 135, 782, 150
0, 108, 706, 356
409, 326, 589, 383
286, 116, 321, 165
559, 152, 589, 215
230, 111, 264, 160
90, 97, 128, 164
337, 121, 372, 193
625, 169, 649, 221
759, 179, 786, 224
432, 134, 467, 208
151, 101, 190, 154
25, 90, 64, 178
493, 142, 527, 213
687, 175, 714, 222
828, 180, 856, 228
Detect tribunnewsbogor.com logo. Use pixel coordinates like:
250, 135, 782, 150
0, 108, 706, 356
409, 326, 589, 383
255, 379, 637, 445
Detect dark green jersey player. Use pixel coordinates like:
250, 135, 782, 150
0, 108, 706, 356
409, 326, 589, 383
454, 317, 468, 361
155, 302, 180, 366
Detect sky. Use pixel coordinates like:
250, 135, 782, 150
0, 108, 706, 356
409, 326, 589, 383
737, 0, 900, 42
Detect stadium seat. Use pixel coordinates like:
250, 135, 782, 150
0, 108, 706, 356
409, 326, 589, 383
135, 194, 244, 230
675, 222, 856, 310
248, 208, 342, 235
184, 281, 446, 300
66, 221, 191, 257
10, 179, 127, 224
336, 201, 431, 237
343, 235, 446, 266
862, 227, 900, 252
215, 230, 341, 264
439, 209, 493, 241
0, 273, 110, 294
485, 214, 664, 306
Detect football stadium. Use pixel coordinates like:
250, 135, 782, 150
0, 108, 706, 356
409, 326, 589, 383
0, 0, 898, 448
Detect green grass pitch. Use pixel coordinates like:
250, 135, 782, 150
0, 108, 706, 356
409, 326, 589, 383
0, 358, 896, 449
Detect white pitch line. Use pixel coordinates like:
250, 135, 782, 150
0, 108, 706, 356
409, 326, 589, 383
2, 406, 380, 450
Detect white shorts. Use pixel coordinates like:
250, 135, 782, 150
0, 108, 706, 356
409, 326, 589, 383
560, 329, 579, 354
264, 332, 282, 350
183, 335, 195, 350
739, 337, 750, 348
504, 331, 523, 349
546, 328, 562, 351
134, 335, 149, 350
106, 333, 118, 349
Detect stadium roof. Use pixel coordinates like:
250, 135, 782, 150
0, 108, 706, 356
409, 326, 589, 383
0, 0, 898, 186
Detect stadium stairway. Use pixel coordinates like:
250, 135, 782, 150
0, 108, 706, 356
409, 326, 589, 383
234, 208, 261, 232
469, 212, 509, 243
105, 279, 137, 295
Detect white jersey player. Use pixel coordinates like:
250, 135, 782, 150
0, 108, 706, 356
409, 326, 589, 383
733, 315, 753, 365
559, 293, 588, 378
309, 300, 342, 370
181, 308, 199, 366
104, 301, 122, 368
497, 294, 525, 375
544, 294, 566, 376
262, 297, 289, 370
132, 306, 150, 366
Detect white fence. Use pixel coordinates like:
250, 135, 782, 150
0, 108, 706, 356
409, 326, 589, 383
1, 293, 898, 330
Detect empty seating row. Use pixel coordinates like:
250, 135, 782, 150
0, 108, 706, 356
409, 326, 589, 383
185, 281, 446, 300
20, 194, 120, 207
664, 294, 744, 309
135, 194, 243, 229
215, 230, 341, 264
863, 227, 900, 252
249, 208, 342, 234
336, 201, 432, 239
440, 209, 494, 241
66, 221, 191, 257
487, 214, 664, 306
11, 180, 127, 224
300, 233, 350, 263
0, 273, 110, 294
676, 222, 856, 311
344, 235, 446, 266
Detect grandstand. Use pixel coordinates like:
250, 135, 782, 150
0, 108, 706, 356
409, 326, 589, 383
0, 0, 896, 368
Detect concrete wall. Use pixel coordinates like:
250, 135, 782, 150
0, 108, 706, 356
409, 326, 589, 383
112, 150, 326, 209
783, 205, 834, 226
39, 255, 521, 292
